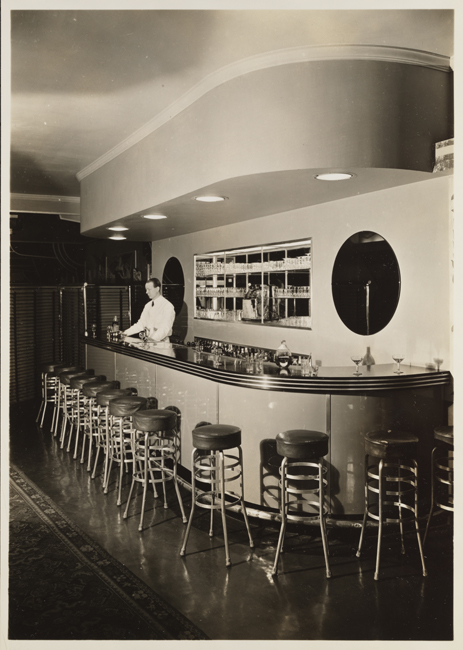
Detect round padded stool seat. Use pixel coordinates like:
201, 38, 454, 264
192, 423, 241, 451
365, 430, 419, 459
60, 369, 91, 385
97, 388, 134, 407
109, 396, 147, 417
434, 425, 454, 445
51, 364, 78, 377
133, 409, 177, 432
71, 375, 104, 390
276, 429, 329, 459
41, 361, 64, 374
82, 380, 118, 397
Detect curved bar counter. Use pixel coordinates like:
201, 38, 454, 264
85, 337, 451, 525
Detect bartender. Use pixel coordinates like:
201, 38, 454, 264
123, 277, 175, 342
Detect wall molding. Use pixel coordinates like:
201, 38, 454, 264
77, 44, 451, 183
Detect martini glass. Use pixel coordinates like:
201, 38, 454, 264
392, 353, 405, 374
433, 357, 444, 372
351, 354, 363, 376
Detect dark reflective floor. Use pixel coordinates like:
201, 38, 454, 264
9, 401, 453, 641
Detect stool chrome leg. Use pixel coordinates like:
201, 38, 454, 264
423, 446, 437, 546
413, 460, 427, 577
180, 449, 197, 556
319, 460, 331, 578
238, 446, 254, 550
356, 453, 369, 558
272, 456, 288, 575
374, 459, 384, 581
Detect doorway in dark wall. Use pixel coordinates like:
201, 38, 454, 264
162, 257, 187, 343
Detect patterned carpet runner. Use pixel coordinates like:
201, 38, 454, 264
8, 465, 209, 640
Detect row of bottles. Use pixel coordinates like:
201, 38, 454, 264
107, 315, 121, 342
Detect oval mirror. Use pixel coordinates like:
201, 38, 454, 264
162, 257, 185, 315
331, 231, 400, 335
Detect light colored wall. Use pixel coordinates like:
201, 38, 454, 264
152, 175, 451, 371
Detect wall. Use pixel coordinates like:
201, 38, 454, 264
152, 175, 452, 371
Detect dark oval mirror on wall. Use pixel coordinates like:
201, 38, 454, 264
331, 231, 401, 336
162, 257, 185, 315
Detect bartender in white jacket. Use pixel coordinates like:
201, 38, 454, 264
123, 277, 175, 342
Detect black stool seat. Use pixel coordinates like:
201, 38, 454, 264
41, 361, 64, 374
276, 429, 328, 459
82, 380, 118, 397
365, 430, 419, 459
434, 425, 454, 445
60, 369, 91, 385
109, 396, 147, 417
51, 364, 78, 377
192, 424, 241, 450
97, 388, 134, 407
133, 409, 177, 432
71, 375, 105, 390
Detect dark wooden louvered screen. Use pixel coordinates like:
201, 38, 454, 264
10, 286, 65, 403
10, 285, 135, 403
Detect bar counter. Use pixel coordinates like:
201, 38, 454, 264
85, 336, 451, 524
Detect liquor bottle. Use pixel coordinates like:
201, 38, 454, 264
274, 340, 293, 369
111, 315, 120, 341
362, 347, 375, 367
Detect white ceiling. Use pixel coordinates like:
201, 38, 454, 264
9, 8, 454, 225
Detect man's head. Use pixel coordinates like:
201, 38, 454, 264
145, 277, 161, 301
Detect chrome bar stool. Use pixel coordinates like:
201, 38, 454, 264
58, 369, 90, 448
80, 380, 119, 469
423, 425, 454, 545
356, 430, 427, 580
107, 395, 148, 505
92, 388, 136, 485
69, 374, 105, 459
180, 423, 254, 567
51, 365, 79, 436
124, 408, 187, 531
36, 361, 64, 428
272, 429, 331, 578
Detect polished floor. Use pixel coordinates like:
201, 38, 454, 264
9, 400, 453, 641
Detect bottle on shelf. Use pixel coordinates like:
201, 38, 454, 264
274, 340, 293, 369
362, 347, 375, 367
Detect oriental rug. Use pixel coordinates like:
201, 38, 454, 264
8, 465, 209, 641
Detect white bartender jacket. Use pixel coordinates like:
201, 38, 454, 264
125, 295, 175, 342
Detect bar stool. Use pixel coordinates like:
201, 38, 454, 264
356, 430, 427, 580
51, 365, 79, 436
272, 429, 331, 578
58, 369, 91, 448
107, 396, 148, 505
124, 408, 187, 531
423, 425, 454, 545
36, 361, 64, 428
180, 423, 254, 567
69, 374, 105, 459
92, 388, 136, 484
80, 380, 119, 469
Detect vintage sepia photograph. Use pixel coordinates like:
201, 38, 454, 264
1, 1, 457, 646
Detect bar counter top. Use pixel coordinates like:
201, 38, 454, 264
84, 336, 451, 394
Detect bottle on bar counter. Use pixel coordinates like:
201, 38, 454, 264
111, 315, 120, 341
275, 340, 293, 369
362, 346, 375, 367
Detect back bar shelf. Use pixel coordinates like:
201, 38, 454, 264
194, 238, 312, 329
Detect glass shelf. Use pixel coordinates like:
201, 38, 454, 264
194, 239, 312, 330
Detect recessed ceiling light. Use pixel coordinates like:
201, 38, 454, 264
194, 195, 227, 202
107, 226, 128, 231
143, 214, 167, 220
315, 173, 354, 181
109, 235, 127, 240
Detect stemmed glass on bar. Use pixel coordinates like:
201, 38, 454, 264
392, 353, 405, 374
351, 354, 363, 376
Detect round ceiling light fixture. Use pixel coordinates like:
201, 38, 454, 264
109, 235, 127, 240
107, 226, 128, 231
315, 172, 355, 181
194, 195, 227, 202
143, 214, 167, 220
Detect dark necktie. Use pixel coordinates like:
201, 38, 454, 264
152, 300, 154, 306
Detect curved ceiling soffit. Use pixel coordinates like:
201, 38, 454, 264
77, 44, 451, 183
